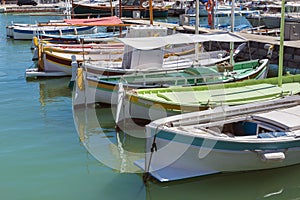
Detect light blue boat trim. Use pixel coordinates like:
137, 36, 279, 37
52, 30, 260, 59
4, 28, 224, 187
40, 30, 126, 39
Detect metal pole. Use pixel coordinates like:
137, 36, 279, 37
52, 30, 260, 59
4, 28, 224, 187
278, 0, 285, 87
71, 0, 74, 19
149, 0, 153, 25
119, 0, 122, 34
195, 0, 199, 33
230, 0, 235, 33
119, 0, 122, 18
229, 0, 235, 65
110, 0, 113, 16
211, 0, 215, 29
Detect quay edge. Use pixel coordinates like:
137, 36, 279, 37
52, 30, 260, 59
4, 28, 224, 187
0, 3, 65, 13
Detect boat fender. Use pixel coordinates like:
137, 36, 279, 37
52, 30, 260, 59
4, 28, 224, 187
261, 152, 285, 162
74, 28, 78, 35
33, 37, 39, 47
37, 43, 44, 71
70, 55, 78, 82
206, 0, 213, 12
77, 68, 84, 91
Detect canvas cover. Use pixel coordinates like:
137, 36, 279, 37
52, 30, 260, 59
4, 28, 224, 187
252, 105, 300, 131
64, 16, 123, 26
117, 32, 248, 50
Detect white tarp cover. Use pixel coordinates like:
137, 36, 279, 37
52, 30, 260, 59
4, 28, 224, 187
117, 32, 247, 50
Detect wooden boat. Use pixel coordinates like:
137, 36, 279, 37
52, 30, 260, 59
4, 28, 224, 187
36, 31, 126, 45
80, 58, 270, 105
72, 0, 168, 18
7, 16, 124, 40
7, 22, 97, 40
27, 25, 167, 77
116, 74, 300, 123
26, 46, 124, 78
33, 16, 127, 45
240, 27, 280, 37
27, 39, 198, 77
134, 95, 300, 182
246, 2, 300, 29
29, 26, 247, 78
33, 42, 124, 55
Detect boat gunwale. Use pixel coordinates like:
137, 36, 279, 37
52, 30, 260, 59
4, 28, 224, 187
146, 96, 300, 147
130, 73, 300, 98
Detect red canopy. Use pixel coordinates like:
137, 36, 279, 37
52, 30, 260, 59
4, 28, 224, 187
64, 16, 123, 26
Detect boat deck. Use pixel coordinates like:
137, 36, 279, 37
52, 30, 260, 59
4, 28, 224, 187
136, 82, 300, 106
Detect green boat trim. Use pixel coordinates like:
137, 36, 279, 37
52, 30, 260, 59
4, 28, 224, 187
135, 74, 300, 94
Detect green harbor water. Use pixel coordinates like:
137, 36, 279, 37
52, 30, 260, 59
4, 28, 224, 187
1, 13, 300, 200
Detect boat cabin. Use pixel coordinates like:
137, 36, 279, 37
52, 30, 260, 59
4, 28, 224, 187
121, 25, 167, 70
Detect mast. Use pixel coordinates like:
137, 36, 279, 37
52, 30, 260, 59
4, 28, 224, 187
119, 0, 122, 18
119, 0, 122, 36
211, 0, 215, 29
229, 0, 235, 65
195, 0, 199, 63
149, 0, 153, 25
69, 0, 73, 19
110, 0, 113, 16
278, 0, 285, 87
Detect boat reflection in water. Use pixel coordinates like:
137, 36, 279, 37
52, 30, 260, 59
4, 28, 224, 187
29, 77, 72, 107
145, 163, 300, 200
73, 103, 146, 173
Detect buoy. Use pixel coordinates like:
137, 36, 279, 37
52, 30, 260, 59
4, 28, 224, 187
206, 0, 213, 12
69, 55, 78, 89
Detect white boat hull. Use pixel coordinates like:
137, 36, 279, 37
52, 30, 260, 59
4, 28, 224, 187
43, 54, 72, 74
136, 95, 300, 182
142, 136, 300, 182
